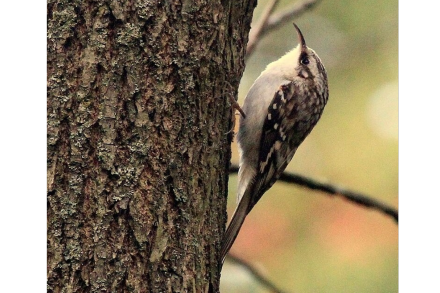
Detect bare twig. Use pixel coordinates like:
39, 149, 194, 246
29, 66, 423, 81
246, 0, 281, 59
266, 0, 322, 33
225, 164, 397, 293
246, 0, 322, 60
229, 164, 398, 223
227, 253, 291, 293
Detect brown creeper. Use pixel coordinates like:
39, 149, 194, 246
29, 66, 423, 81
221, 23, 329, 262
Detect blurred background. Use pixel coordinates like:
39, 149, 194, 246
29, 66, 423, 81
220, 0, 398, 292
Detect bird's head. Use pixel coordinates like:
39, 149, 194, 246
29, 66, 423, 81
291, 23, 327, 86
263, 23, 328, 96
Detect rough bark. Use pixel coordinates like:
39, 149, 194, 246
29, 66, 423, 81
47, 0, 256, 292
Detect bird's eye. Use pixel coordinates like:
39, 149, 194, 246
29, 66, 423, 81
300, 56, 310, 65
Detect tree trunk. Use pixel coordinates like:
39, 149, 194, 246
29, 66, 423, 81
47, 0, 256, 292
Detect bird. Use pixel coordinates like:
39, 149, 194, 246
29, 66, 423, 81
221, 23, 329, 263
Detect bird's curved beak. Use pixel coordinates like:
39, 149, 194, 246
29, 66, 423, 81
293, 23, 307, 50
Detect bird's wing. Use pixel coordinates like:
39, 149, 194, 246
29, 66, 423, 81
248, 81, 299, 210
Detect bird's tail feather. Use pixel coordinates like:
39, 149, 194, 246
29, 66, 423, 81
220, 187, 252, 263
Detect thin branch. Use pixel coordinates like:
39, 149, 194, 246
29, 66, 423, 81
229, 164, 398, 223
246, 0, 322, 60
246, 0, 280, 59
225, 162, 397, 293
227, 253, 291, 293
265, 0, 322, 33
